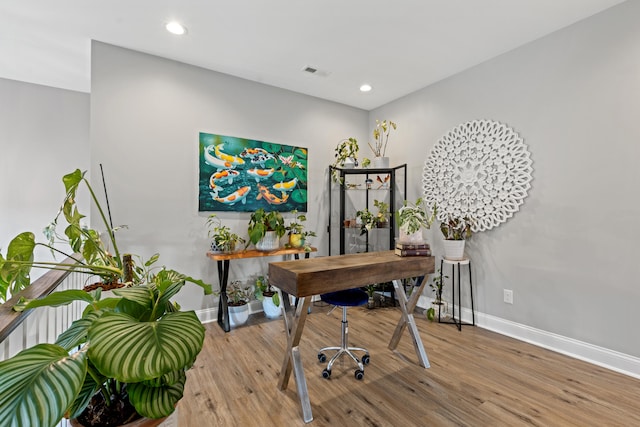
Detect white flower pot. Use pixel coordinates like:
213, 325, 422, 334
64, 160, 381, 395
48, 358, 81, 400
229, 303, 249, 327
372, 156, 389, 168
398, 229, 423, 244
262, 295, 281, 318
342, 157, 357, 169
256, 230, 280, 251
443, 239, 465, 260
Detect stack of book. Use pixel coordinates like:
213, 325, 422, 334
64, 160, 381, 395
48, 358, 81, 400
394, 242, 431, 257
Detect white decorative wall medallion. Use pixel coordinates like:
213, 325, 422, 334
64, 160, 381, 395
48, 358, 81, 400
422, 120, 533, 232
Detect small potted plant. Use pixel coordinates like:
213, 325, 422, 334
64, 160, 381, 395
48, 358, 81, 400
356, 208, 376, 236
206, 213, 245, 253
440, 214, 474, 260
396, 198, 437, 244
331, 137, 359, 183
254, 275, 281, 319
285, 210, 317, 251
425, 269, 448, 321
247, 208, 286, 251
228, 280, 252, 327
373, 199, 389, 228
368, 119, 397, 168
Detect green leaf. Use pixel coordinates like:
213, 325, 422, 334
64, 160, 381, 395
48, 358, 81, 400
128, 371, 186, 419
0, 344, 87, 427
16, 289, 96, 312
88, 311, 205, 383
272, 292, 280, 307
55, 310, 102, 350
113, 286, 155, 308
62, 169, 84, 194
65, 364, 102, 420
0, 232, 36, 298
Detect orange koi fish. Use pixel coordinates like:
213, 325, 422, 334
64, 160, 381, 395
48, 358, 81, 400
214, 144, 245, 166
209, 170, 240, 187
213, 186, 251, 205
256, 183, 289, 205
247, 168, 275, 182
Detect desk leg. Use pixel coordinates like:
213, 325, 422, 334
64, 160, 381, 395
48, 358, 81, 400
278, 292, 313, 423
388, 276, 430, 368
216, 260, 230, 332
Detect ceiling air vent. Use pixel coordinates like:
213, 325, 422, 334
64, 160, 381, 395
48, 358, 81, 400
301, 65, 330, 77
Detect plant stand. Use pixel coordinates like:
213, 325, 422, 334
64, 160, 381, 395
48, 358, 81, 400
438, 257, 475, 331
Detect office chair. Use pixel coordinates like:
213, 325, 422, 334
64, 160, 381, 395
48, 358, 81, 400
317, 288, 370, 380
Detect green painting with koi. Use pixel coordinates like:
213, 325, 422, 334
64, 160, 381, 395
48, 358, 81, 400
198, 132, 308, 212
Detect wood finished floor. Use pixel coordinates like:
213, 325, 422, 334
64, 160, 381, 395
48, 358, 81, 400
178, 304, 640, 426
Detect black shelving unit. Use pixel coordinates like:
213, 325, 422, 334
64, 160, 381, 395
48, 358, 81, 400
328, 164, 407, 255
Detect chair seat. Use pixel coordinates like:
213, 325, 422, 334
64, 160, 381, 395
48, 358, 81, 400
321, 288, 368, 307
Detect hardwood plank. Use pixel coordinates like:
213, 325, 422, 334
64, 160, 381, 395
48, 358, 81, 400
179, 305, 640, 426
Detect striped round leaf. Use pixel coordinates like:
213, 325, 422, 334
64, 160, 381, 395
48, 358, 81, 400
88, 310, 204, 383
0, 344, 87, 427
128, 370, 186, 418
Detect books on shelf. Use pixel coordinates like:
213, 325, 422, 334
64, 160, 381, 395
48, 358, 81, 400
395, 241, 431, 257
394, 246, 432, 257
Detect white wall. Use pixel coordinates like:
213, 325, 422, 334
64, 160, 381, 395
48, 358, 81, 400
0, 78, 89, 281
371, 0, 640, 358
90, 41, 368, 311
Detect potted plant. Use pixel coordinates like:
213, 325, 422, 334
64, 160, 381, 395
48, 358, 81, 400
246, 208, 286, 251
396, 198, 437, 244
0, 169, 212, 427
368, 119, 397, 168
206, 213, 245, 253
254, 275, 281, 319
0, 169, 132, 302
425, 269, 448, 321
227, 280, 252, 327
285, 210, 316, 251
440, 214, 474, 260
355, 208, 376, 236
373, 199, 389, 228
331, 137, 359, 183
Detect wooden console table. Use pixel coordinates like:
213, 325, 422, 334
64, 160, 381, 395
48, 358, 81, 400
269, 250, 435, 423
206, 247, 316, 332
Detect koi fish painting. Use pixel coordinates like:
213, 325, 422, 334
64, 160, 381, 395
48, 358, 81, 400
198, 132, 308, 212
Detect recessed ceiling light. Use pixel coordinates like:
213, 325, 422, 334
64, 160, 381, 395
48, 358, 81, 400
166, 21, 187, 35
360, 84, 372, 92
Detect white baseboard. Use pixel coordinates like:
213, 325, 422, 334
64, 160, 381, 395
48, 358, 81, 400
417, 295, 640, 379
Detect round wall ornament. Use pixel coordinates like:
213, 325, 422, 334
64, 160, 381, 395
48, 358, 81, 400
422, 119, 533, 232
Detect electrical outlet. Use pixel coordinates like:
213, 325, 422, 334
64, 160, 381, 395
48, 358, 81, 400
503, 289, 513, 304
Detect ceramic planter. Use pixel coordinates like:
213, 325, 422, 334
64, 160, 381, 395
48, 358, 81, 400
288, 233, 305, 248
262, 294, 281, 318
443, 239, 465, 260
398, 229, 423, 244
372, 156, 389, 168
255, 230, 280, 251
229, 303, 249, 327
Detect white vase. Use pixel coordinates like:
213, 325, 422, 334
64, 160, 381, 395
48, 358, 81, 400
398, 229, 423, 244
342, 157, 357, 169
262, 295, 281, 318
256, 230, 280, 251
372, 156, 389, 168
443, 239, 465, 260
229, 303, 249, 327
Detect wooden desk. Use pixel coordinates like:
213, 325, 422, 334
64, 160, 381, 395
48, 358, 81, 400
269, 251, 435, 423
207, 247, 316, 332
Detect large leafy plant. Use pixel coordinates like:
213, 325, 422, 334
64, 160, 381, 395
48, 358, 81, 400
0, 268, 211, 426
1, 169, 128, 302
396, 198, 437, 235
246, 208, 286, 248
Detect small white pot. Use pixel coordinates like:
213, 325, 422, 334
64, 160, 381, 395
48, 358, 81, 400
398, 229, 423, 244
372, 156, 390, 168
262, 295, 281, 318
443, 239, 465, 260
229, 303, 249, 327
256, 230, 280, 251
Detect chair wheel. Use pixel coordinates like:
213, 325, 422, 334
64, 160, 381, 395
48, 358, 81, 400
322, 368, 331, 379
317, 353, 327, 363
354, 369, 364, 380
362, 354, 370, 365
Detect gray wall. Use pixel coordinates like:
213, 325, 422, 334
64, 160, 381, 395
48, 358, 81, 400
90, 41, 368, 311
371, 0, 640, 358
0, 78, 89, 278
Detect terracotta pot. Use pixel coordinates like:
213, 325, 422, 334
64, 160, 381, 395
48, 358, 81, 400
71, 411, 173, 427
